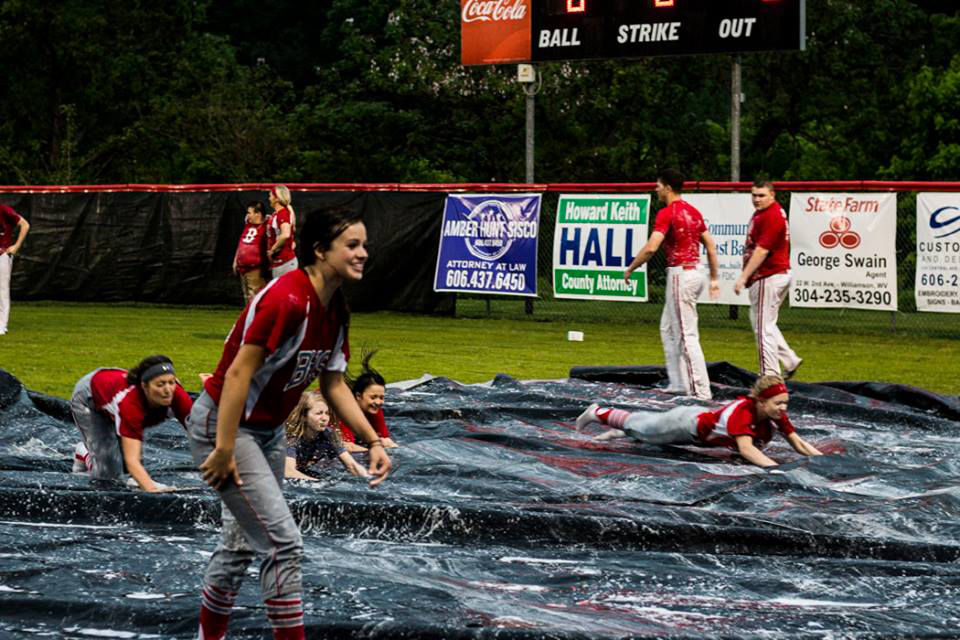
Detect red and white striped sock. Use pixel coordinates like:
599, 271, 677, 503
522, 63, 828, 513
198, 585, 237, 640
266, 594, 305, 640
596, 408, 630, 429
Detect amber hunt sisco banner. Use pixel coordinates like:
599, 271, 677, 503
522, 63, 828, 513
552, 194, 650, 302
916, 193, 960, 313
789, 192, 898, 311
685, 193, 752, 306
433, 194, 541, 297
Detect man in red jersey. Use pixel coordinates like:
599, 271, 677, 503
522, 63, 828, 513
0, 203, 30, 335
232, 201, 268, 304
734, 180, 802, 378
624, 169, 720, 400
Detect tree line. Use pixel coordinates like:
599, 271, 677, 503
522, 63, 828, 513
0, 0, 957, 186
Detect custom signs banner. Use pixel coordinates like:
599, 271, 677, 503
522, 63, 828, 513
916, 193, 960, 313
434, 194, 540, 297
685, 193, 752, 306
789, 193, 897, 311
552, 194, 649, 301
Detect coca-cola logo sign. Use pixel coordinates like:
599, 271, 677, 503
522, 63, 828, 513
462, 0, 528, 23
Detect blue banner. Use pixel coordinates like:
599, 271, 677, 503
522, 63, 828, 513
434, 194, 541, 297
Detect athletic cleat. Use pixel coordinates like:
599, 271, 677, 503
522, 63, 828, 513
575, 403, 600, 431
72, 442, 90, 473
784, 359, 803, 380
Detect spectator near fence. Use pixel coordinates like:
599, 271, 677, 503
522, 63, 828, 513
0, 204, 30, 336
232, 201, 268, 305
266, 184, 298, 279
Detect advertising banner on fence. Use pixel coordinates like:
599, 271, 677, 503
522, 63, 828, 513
916, 193, 960, 313
433, 194, 540, 297
789, 193, 897, 311
685, 193, 752, 306
552, 194, 649, 301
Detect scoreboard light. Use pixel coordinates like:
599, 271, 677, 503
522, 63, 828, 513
461, 0, 806, 66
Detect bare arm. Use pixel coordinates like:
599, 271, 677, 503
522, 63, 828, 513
4, 218, 29, 255
701, 230, 720, 300
786, 432, 823, 456
337, 451, 371, 478
735, 435, 779, 468
734, 246, 770, 294
120, 436, 167, 492
199, 344, 266, 489
269, 222, 292, 257
321, 371, 392, 486
284, 456, 318, 481
624, 231, 665, 282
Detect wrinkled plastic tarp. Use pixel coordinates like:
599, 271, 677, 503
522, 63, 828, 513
1, 365, 959, 639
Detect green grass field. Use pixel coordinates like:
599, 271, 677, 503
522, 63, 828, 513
1, 301, 957, 399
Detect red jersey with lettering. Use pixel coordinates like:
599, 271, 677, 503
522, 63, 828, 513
203, 269, 350, 430
89, 368, 192, 441
235, 222, 266, 273
266, 207, 296, 267
0, 205, 23, 251
743, 201, 790, 284
338, 408, 391, 444
696, 396, 796, 450
652, 200, 707, 267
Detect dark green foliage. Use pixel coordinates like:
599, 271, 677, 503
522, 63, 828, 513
0, 0, 957, 184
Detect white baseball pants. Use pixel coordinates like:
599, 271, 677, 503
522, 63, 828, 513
0, 253, 11, 333
661, 266, 712, 400
748, 272, 801, 376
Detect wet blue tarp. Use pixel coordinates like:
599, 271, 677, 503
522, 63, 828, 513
1, 365, 959, 639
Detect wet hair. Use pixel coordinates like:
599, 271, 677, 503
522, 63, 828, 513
284, 389, 342, 447
246, 201, 266, 218
657, 168, 685, 193
126, 355, 174, 386
750, 374, 786, 399
296, 206, 365, 267
348, 350, 386, 397
752, 178, 775, 192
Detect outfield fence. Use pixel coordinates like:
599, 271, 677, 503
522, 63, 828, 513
2, 181, 958, 339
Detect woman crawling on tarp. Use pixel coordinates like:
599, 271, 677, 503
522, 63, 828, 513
70, 355, 192, 492
576, 374, 822, 469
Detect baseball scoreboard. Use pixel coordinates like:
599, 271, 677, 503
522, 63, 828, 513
462, 0, 806, 65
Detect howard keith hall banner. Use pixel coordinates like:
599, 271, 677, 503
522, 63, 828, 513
552, 195, 650, 301
434, 194, 541, 297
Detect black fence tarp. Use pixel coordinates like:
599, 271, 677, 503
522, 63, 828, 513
1, 365, 959, 639
0, 191, 453, 312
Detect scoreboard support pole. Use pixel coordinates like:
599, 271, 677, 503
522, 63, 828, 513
523, 65, 539, 315
729, 55, 742, 321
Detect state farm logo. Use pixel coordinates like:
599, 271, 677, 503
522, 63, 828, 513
462, 0, 528, 23
819, 216, 860, 249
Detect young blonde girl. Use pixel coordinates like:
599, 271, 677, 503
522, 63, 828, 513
578, 375, 822, 469
284, 389, 369, 481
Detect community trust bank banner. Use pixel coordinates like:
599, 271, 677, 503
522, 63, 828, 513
789, 193, 897, 311
552, 194, 650, 301
433, 194, 540, 297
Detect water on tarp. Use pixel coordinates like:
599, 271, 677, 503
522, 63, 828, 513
1, 367, 959, 639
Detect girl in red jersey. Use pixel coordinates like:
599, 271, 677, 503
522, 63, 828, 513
576, 375, 822, 469
284, 389, 369, 481
69, 355, 192, 492
233, 200, 269, 304
339, 351, 398, 452
266, 184, 298, 279
186, 207, 391, 640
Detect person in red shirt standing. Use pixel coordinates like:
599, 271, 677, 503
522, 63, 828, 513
69, 355, 192, 491
266, 184, 298, 279
734, 180, 802, 378
0, 203, 30, 336
232, 201, 268, 305
576, 374, 822, 469
624, 169, 720, 400
187, 207, 391, 640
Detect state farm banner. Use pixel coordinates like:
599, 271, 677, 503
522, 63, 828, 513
433, 194, 540, 297
461, 0, 531, 65
685, 193, 752, 306
916, 193, 960, 313
789, 193, 897, 311
552, 194, 649, 301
